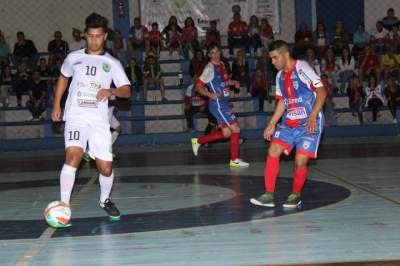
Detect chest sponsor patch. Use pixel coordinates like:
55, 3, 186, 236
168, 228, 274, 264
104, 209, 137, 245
287, 107, 307, 120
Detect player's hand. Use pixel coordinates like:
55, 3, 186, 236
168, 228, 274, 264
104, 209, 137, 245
97, 89, 112, 102
52, 105, 62, 122
208, 92, 219, 100
307, 115, 317, 134
264, 123, 276, 141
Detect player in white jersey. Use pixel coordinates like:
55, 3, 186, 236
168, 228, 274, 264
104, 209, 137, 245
51, 13, 131, 225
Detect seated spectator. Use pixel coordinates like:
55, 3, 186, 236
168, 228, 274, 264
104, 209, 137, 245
26, 70, 47, 120
37, 58, 51, 86
112, 30, 130, 67
313, 22, 329, 58
228, 12, 249, 56
305, 48, 321, 76
331, 20, 349, 55
162, 16, 182, 43
12, 31, 38, 68
143, 55, 166, 102
146, 22, 163, 56
294, 22, 313, 57
125, 57, 143, 101
352, 24, 370, 59
347, 75, 365, 125
129, 17, 148, 51
248, 15, 262, 56
381, 45, 400, 80
48, 31, 69, 60
365, 75, 384, 122
203, 20, 221, 49
250, 69, 267, 111
259, 18, 274, 50
358, 44, 380, 83
69, 28, 85, 51
231, 50, 250, 93
182, 17, 199, 59
371, 21, 388, 55
50, 57, 63, 78
256, 49, 274, 102
386, 25, 400, 49
382, 8, 399, 31
184, 75, 208, 132
0, 33, 10, 66
385, 76, 400, 123
166, 24, 182, 57
0, 65, 13, 107
14, 62, 31, 107
321, 74, 337, 126
321, 47, 338, 88
337, 47, 355, 94
189, 49, 207, 78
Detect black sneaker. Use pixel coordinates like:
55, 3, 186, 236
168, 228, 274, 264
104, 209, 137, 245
100, 199, 121, 221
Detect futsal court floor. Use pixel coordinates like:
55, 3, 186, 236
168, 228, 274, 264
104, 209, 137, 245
1, 136, 400, 266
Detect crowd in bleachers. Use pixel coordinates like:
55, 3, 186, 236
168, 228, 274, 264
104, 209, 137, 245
1, 6, 400, 127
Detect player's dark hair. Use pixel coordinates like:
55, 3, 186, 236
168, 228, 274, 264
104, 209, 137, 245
269, 40, 289, 53
85, 12, 108, 33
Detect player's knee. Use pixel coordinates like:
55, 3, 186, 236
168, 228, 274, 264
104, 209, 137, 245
99, 166, 113, 177
268, 144, 282, 158
295, 158, 308, 169
222, 129, 231, 138
231, 124, 240, 133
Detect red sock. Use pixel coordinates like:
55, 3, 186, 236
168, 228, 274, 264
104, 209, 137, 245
230, 132, 240, 160
198, 130, 225, 144
292, 167, 308, 194
264, 156, 280, 192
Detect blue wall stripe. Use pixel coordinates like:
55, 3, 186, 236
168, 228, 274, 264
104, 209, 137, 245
295, 0, 313, 31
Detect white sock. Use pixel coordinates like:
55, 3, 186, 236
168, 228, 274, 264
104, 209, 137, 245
99, 171, 114, 203
111, 131, 119, 144
60, 164, 77, 205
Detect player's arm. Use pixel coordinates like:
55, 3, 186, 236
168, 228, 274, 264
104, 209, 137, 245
97, 61, 132, 101
51, 75, 69, 121
264, 99, 285, 141
196, 82, 218, 100
196, 66, 218, 100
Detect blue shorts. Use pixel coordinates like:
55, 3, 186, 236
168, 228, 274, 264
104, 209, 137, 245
271, 122, 324, 159
209, 101, 237, 127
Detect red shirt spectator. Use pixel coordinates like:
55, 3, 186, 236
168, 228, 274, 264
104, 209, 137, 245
148, 30, 162, 45
359, 50, 378, 73
228, 16, 248, 37
182, 26, 197, 44
205, 21, 221, 48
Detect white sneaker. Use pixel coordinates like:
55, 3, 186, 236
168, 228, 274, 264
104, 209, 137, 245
229, 158, 250, 168
191, 138, 201, 156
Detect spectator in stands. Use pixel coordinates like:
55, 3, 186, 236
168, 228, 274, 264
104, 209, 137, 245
256, 49, 274, 102
162, 16, 182, 43
294, 22, 313, 57
143, 55, 166, 102
248, 15, 262, 57
0, 33, 10, 66
69, 28, 85, 51
250, 69, 267, 111
231, 50, 250, 94
321, 47, 338, 89
125, 57, 143, 101
12, 31, 38, 68
321, 74, 337, 126
314, 22, 329, 58
337, 47, 355, 94
26, 70, 47, 120
352, 24, 370, 59
203, 20, 221, 49
365, 75, 384, 122
385, 76, 400, 123
0, 65, 13, 108
14, 62, 31, 107
50, 57, 63, 78
37, 58, 51, 86
305, 47, 321, 75
358, 44, 380, 83
228, 12, 249, 56
182, 17, 199, 59
48, 31, 69, 60
166, 24, 183, 57
331, 20, 349, 55
259, 18, 274, 50
184, 75, 208, 132
189, 49, 207, 78
347, 75, 365, 125
371, 21, 388, 55
146, 22, 163, 57
381, 45, 400, 80
129, 17, 148, 51
112, 30, 129, 67
386, 25, 400, 50
382, 8, 399, 31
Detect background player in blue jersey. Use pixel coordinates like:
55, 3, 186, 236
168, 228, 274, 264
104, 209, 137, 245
191, 44, 249, 168
250, 40, 326, 208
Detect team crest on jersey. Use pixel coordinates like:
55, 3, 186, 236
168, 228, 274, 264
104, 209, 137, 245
102, 63, 111, 72
303, 141, 311, 150
292, 80, 299, 90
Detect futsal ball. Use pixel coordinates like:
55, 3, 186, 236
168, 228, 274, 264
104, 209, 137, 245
44, 201, 71, 228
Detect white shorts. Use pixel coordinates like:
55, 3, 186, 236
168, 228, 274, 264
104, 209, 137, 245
64, 120, 113, 161
108, 107, 120, 129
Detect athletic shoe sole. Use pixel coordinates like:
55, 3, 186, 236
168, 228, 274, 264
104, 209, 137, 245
250, 198, 275, 207
282, 200, 302, 208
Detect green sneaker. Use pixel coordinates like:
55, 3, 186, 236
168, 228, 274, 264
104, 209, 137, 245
250, 192, 275, 207
283, 193, 302, 208
82, 153, 91, 162
191, 138, 201, 156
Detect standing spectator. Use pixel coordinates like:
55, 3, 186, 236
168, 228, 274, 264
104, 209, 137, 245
371, 21, 388, 55
166, 24, 182, 57
184, 75, 208, 131
69, 28, 85, 51
203, 20, 221, 49
321, 47, 338, 88
48, 31, 69, 60
337, 47, 355, 94
26, 70, 47, 120
305, 48, 321, 76
358, 44, 380, 82
352, 24, 370, 59
146, 22, 163, 56
331, 20, 349, 55
0, 65, 13, 107
256, 49, 274, 102
129, 17, 148, 51
12, 31, 38, 68
0, 33, 10, 65
143, 55, 166, 102
380, 45, 400, 80
162, 16, 183, 43
382, 8, 399, 31
189, 49, 207, 78
250, 69, 267, 111
125, 57, 143, 101
14, 62, 31, 107
259, 18, 274, 50
248, 15, 262, 56
365, 75, 384, 122
182, 17, 199, 59
313, 22, 329, 58
112, 30, 129, 67
231, 50, 250, 94
228, 12, 249, 56
385, 76, 400, 123
294, 22, 313, 56
347, 75, 365, 125
321, 74, 337, 126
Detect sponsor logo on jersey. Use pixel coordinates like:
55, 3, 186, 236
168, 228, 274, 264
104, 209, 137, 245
284, 97, 303, 105
102, 63, 111, 72
287, 107, 307, 120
